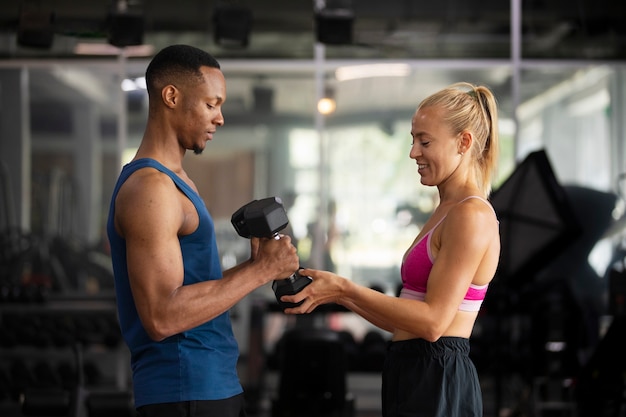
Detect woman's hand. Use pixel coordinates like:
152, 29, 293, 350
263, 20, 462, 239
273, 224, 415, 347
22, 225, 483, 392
281, 268, 349, 314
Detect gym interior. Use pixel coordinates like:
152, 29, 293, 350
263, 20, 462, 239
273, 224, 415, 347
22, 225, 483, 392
1, 1, 626, 416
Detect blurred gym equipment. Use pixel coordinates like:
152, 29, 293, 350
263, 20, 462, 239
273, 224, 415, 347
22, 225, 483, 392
0, 165, 133, 417
271, 328, 355, 417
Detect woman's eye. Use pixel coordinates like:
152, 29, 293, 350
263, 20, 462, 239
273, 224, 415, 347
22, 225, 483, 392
411, 138, 429, 147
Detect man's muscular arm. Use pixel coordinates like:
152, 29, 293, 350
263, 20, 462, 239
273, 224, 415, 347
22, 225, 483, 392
116, 170, 298, 341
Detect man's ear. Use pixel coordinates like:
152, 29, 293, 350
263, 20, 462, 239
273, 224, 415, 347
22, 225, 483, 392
162, 85, 178, 108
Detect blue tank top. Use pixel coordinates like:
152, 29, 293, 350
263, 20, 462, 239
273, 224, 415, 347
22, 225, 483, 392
106, 158, 242, 407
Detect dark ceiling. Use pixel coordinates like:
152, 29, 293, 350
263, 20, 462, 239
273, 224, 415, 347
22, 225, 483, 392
1, 0, 625, 61
1, 0, 625, 139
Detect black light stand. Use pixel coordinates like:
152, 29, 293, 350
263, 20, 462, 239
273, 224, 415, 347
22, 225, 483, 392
489, 149, 581, 413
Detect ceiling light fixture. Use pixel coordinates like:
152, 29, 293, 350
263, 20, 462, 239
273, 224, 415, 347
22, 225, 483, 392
317, 87, 336, 115
74, 42, 154, 56
213, 4, 253, 48
315, 7, 354, 45
335, 63, 411, 81
17, 3, 55, 49
121, 77, 147, 92
107, 0, 144, 47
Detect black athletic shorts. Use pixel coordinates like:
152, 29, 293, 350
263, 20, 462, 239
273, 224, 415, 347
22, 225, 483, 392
382, 337, 482, 417
136, 393, 247, 417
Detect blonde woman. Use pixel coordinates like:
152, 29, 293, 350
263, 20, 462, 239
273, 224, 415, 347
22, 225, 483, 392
282, 82, 501, 417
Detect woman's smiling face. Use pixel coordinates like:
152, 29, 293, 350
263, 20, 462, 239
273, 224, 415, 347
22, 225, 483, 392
409, 105, 463, 187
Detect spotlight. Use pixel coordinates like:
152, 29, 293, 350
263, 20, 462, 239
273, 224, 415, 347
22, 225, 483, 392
317, 87, 336, 115
315, 7, 353, 45
107, 1, 144, 47
17, 4, 55, 49
317, 97, 336, 115
213, 5, 252, 47
107, 13, 144, 47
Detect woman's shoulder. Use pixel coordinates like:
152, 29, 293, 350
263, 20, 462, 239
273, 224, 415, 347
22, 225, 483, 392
444, 195, 498, 233
455, 195, 496, 215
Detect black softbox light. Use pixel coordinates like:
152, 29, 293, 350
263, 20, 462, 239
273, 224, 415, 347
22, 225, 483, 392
17, 7, 55, 49
315, 8, 354, 45
490, 149, 581, 290
107, 11, 144, 47
213, 5, 252, 47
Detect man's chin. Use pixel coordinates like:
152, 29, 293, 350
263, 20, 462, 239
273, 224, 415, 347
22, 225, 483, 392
192, 146, 204, 155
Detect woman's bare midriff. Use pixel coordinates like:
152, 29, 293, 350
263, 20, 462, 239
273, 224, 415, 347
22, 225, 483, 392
391, 310, 479, 341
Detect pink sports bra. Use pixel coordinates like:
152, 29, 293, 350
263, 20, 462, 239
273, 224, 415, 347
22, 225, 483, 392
399, 196, 495, 312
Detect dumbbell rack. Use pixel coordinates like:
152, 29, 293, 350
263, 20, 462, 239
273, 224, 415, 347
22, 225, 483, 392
0, 292, 132, 417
